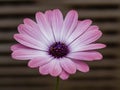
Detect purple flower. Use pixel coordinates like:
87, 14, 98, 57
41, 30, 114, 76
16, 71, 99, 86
11, 9, 106, 80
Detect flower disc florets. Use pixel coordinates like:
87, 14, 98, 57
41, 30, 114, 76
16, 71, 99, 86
49, 42, 69, 58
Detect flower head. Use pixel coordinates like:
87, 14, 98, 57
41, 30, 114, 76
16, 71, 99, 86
11, 9, 106, 80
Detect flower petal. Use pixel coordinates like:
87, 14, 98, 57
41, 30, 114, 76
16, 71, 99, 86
49, 59, 62, 77
12, 48, 47, 60
72, 43, 106, 52
73, 60, 89, 72
59, 70, 69, 80
70, 29, 102, 48
18, 24, 49, 45
87, 25, 99, 31
60, 10, 78, 42
23, 18, 37, 28
67, 51, 103, 61
45, 10, 52, 24
60, 58, 76, 74
11, 44, 26, 51
28, 56, 51, 68
45, 9, 63, 42
18, 24, 40, 39
39, 63, 50, 75
14, 34, 47, 50
36, 12, 54, 43
67, 20, 92, 44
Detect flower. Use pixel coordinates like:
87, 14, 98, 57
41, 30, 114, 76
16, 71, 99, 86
11, 9, 106, 80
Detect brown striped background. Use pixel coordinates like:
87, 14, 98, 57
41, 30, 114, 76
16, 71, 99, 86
0, 0, 120, 90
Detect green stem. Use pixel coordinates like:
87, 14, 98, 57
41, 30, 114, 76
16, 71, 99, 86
55, 77, 60, 90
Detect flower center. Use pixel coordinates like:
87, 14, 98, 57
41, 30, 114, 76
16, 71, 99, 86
49, 42, 69, 58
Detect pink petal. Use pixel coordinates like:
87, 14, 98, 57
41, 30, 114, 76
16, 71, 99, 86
28, 56, 51, 68
49, 59, 62, 77
23, 18, 37, 28
18, 24, 26, 34
14, 34, 47, 50
45, 9, 63, 41
67, 51, 103, 61
35, 12, 54, 43
72, 43, 106, 52
12, 48, 47, 60
70, 29, 102, 48
59, 70, 69, 80
19, 19, 50, 45
18, 24, 41, 40
60, 10, 78, 42
60, 58, 76, 74
11, 44, 26, 51
67, 19, 92, 44
73, 60, 89, 72
81, 30, 102, 45
86, 25, 99, 31
39, 63, 50, 75
45, 10, 52, 24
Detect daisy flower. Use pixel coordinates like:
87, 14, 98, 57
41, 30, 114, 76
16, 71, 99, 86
11, 9, 106, 80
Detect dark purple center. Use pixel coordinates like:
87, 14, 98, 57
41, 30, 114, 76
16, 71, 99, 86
49, 42, 69, 58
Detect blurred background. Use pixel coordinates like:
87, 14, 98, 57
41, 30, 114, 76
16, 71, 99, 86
0, 0, 120, 90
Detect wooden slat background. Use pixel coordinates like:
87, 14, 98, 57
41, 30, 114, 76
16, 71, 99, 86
0, 0, 120, 90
